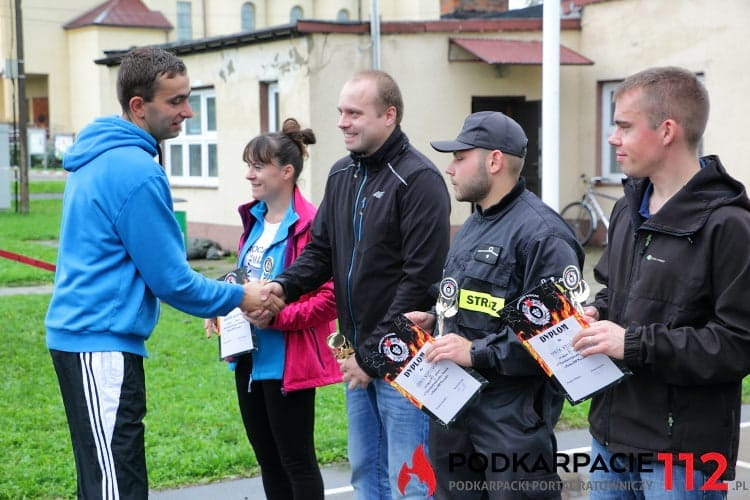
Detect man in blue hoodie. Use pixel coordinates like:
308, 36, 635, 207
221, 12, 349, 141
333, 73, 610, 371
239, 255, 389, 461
45, 47, 282, 499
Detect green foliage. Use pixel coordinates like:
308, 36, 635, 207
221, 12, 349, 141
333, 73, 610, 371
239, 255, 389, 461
558, 399, 590, 430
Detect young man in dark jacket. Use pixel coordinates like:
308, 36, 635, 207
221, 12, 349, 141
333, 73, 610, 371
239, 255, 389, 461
407, 111, 584, 499
573, 66, 750, 496
268, 70, 451, 498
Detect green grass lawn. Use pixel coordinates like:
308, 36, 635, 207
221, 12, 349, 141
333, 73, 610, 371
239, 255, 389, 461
0, 201, 60, 286
0, 294, 346, 498
12, 178, 67, 195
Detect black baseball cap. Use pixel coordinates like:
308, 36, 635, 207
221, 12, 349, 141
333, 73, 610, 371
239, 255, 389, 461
430, 111, 528, 157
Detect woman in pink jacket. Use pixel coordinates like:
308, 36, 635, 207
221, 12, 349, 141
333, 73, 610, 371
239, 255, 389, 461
208, 118, 340, 499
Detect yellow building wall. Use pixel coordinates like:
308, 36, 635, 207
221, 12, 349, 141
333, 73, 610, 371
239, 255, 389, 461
312, 0, 361, 20
169, 27, 575, 232
0, 0, 102, 132
168, 36, 315, 229
0, 0, 439, 133
378, 0, 440, 20
571, 0, 750, 206
67, 27, 169, 134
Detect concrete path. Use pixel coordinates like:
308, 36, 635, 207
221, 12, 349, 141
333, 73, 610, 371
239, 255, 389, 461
0, 284, 53, 296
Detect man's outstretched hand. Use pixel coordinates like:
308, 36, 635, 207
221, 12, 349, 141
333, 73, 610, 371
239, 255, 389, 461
240, 281, 285, 317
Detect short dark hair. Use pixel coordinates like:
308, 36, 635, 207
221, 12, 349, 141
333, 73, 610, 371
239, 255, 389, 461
116, 47, 187, 113
614, 66, 709, 149
242, 118, 316, 182
350, 70, 404, 125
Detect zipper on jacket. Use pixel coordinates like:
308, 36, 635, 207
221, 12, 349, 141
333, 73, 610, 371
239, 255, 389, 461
347, 163, 367, 347
640, 233, 652, 256
667, 413, 674, 437
667, 386, 674, 437
603, 389, 612, 446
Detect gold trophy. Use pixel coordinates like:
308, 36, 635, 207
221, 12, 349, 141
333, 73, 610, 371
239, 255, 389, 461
326, 332, 354, 360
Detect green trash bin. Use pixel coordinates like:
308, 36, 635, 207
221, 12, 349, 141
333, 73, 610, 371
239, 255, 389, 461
173, 197, 188, 252
174, 210, 187, 251
173, 196, 188, 253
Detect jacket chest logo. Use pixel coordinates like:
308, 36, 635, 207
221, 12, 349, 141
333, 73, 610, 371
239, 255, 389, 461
474, 244, 500, 265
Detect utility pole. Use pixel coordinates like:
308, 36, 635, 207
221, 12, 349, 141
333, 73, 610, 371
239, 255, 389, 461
14, 0, 29, 214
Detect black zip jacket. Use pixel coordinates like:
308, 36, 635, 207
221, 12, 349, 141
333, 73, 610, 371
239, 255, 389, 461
275, 127, 451, 377
589, 156, 750, 480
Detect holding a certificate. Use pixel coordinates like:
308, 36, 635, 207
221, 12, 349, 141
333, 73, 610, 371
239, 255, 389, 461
499, 278, 626, 405
406, 111, 585, 499
204, 119, 339, 500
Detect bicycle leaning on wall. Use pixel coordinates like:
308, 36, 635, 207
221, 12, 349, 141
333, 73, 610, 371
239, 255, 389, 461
560, 174, 621, 246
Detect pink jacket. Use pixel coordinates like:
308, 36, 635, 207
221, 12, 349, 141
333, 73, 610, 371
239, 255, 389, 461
238, 186, 341, 392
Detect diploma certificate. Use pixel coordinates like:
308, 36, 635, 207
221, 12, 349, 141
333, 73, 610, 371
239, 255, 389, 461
499, 280, 626, 404
374, 315, 487, 425
525, 315, 624, 403
216, 267, 256, 360
393, 343, 485, 426
217, 307, 255, 360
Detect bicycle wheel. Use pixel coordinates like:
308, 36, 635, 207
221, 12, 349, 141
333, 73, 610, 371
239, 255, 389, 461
560, 201, 596, 246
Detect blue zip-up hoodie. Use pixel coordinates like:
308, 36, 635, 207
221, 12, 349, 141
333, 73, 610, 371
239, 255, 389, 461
45, 115, 244, 357
236, 200, 294, 380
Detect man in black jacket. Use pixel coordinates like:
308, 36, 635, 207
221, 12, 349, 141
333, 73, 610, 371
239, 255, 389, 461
267, 70, 451, 498
572, 66, 750, 496
408, 111, 584, 499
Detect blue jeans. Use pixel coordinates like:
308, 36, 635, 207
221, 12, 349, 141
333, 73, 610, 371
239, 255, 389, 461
589, 438, 727, 499
346, 379, 431, 499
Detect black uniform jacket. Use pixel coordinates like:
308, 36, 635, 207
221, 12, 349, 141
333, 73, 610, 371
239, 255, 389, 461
590, 156, 750, 480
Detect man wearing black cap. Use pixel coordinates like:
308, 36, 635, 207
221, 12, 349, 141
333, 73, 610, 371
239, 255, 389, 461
407, 111, 584, 499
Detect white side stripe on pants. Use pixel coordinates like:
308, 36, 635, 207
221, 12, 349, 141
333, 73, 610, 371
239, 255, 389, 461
80, 352, 124, 500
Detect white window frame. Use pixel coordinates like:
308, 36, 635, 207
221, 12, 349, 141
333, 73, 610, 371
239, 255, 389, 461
177, 1, 192, 41
290, 6, 303, 23
164, 88, 218, 187
267, 82, 280, 132
241, 2, 255, 31
600, 81, 623, 181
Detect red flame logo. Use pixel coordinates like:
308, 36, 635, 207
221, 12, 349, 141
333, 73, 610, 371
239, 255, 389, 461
397, 444, 436, 496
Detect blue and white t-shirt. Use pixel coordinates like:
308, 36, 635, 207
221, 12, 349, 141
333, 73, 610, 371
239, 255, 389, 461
243, 221, 280, 281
